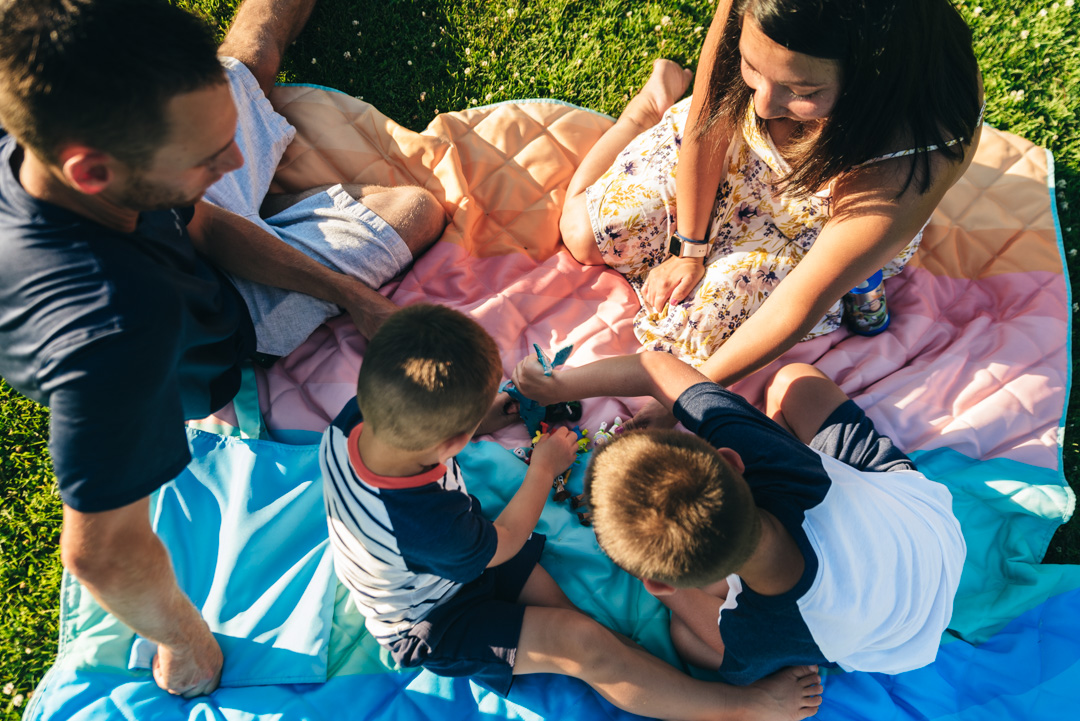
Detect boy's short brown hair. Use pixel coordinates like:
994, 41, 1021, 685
357, 304, 501, 451
584, 429, 761, 588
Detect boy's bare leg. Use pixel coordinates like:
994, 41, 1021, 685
560, 60, 692, 265
218, 0, 317, 96
261, 183, 447, 257
764, 364, 849, 445
514, 607, 821, 720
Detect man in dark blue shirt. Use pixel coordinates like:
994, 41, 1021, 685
0, 0, 445, 698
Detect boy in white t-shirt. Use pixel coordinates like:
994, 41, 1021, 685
513, 352, 966, 684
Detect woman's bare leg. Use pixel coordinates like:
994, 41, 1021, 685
561, 59, 693, 265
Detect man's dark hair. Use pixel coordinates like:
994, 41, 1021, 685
0, 0, 226, 167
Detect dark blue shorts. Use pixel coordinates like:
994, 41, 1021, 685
809, 399, 916, 473
389, 532, 546, 696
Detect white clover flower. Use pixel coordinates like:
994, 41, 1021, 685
357, 31, 362, 36
2, 683, 13, 695
485, 92, 493, 101
481, 59, 488, 67
972, 6, 982, 15
1009, 89, 1025, 101
654, 24, 662, 31
1074, 302, 1079, 312
420, 91, 427, 101
464, 66, 472, 75
626, 10, 632, 17
465, 47, 471, 55
695, 26, 704, 34
661, 15, 672, 26
343, 51, 351, 59
575, 58, 583, 66
1053, 2, 1060, 8
352, 20, 359, 26
1067, 0, 1074, 8
432, 41, 437, 47
1040, 8, 1048, 15
470, 98, 478, 105
1070, 248, 1077, 256
507, 8, 516, 17
513, 71, 520, 78
498, 84, 505, 91
311, 57, 317, 64
12, 695, 24, 708
422, 11, 426, 17
1021, 29, 1030, 38
1058, 179, 1068, 188
407, 60, 413, 65
582, 32, 589, 39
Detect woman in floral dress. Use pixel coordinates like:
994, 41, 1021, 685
560, 0, 984, 426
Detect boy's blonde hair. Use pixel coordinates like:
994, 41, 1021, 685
584, 430, 761, 588
357, 304, 501, 451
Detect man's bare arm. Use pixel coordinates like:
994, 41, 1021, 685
61, 499, 222, 697
188, 200, 398, 338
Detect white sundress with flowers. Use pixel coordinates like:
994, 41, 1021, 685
584, 96, 922, 367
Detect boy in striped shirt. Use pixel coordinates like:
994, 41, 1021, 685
320, 303, 822, 720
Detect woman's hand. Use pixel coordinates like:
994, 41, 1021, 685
625, 397, 678, 430
642, 256, 706, 310
511, 355, 566, 406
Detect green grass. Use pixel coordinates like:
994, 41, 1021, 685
1, 0, 1078, 716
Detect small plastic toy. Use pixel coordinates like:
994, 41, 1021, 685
500, 343, 580, 437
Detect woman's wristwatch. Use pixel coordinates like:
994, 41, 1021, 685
668, 230, 710, 259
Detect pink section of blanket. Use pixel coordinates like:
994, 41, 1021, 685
209, 89, 1067, 472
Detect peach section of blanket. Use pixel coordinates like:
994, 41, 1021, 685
217, 87, 1065, 470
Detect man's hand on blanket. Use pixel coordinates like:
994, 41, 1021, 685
641, 255, 706, 310
153, 621, 224, 698
339, 283, 400, 339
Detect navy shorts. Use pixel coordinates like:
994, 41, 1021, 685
809, 400, 916, 473
389, 532, 546, 696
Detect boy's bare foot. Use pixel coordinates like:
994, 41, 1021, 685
475, 391, 519, 435
744, 665, 823, 721
619, 59, 694, 131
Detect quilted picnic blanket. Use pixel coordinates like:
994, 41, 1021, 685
25, 87, 1079, 721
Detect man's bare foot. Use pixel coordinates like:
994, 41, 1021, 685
475, 392, 519, 435
619, 59, 694, 130
744, 665, 823, 721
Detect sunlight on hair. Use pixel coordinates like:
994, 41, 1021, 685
402, 357, 452, 391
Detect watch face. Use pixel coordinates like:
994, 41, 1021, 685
668, 235, 683, 257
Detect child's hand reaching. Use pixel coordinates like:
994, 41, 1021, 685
512, 354, 568, 406
529, 426, 579, 477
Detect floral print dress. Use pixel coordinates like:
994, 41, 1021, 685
584, 97, 922, 367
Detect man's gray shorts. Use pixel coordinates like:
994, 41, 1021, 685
204, 57, 413, 357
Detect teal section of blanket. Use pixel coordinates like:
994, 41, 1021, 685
908, 448, 1079, 644
27, 437, 1080, 720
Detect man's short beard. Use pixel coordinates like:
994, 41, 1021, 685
119, 173, 203, 212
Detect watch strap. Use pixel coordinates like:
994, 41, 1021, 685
668, 230, 710, 258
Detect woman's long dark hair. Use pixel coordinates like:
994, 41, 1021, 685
697, 0, 982, 197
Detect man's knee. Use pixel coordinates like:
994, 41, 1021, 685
360, 185, 447, 256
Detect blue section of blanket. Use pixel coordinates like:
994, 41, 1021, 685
25, 434, 1080, 721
